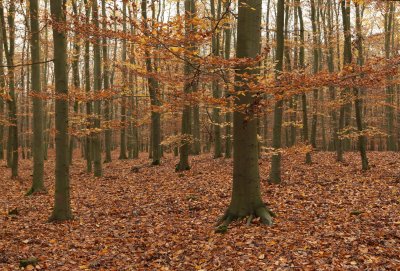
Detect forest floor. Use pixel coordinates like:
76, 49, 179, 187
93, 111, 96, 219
0, 151, 399, 270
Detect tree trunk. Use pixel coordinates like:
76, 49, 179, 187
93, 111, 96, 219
354, 3, 369, 170
269, 0, 285, 183
49, 0, 72, 221
102, 0, 112, 163
92, 0, 103, 177
84, 0, 92, 173
176, 0, 196, 171
142, 0, 161, 165
27, 0, 45, 195
217, 0, 273, 228
0, 0, 18, 178
0, 5, 5, 160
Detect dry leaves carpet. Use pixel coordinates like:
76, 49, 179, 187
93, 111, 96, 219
0, 151, 399, 270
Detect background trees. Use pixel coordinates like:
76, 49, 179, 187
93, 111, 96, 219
0, 0, 398, 221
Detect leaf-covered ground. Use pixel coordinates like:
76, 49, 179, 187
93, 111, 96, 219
0, 151, 399, 270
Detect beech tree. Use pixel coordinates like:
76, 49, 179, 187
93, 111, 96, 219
217, 0, 273, 228
49, 0, 72, 221
0, 0, 18, 178
26, 0, 45, 195
269, 0, 285, 184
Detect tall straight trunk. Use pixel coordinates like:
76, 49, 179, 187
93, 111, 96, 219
262, 0, 271, 150
354, 3, 369, 170
176, 0, 196, 171
42, 0, 49, 161
210, 0, 223, 158
217, 0, 273, 228
102, 0, 112, 163
191, 11, 201, 156
69, 0, 81, 165
27, 0, 45, 195
224, 8, 232, 159
127, 5, 139, 159
49, 0, 72, 221
119, 1, 128, 160
84, 0, 92, 173
324, 0, 338, 152
296, 0, 311, 164
385, 3, 395, 151
142, 0, 161, 165
0, 0, 18, 178
284, 3, 296, 148
92, 0, 103, 177
309, 0, 319, 149
0, 7, 4, 160
337, 0, 351, 162
269, 0, 285, 183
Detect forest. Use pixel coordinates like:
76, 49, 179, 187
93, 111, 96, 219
0, 0, 399, 269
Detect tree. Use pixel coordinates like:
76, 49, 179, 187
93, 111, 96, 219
69, 0, 81, 166
269, 0, 285, 184
0, 0, 18, 178
26, 0, 45, 195
210, 0, 223, 159
297, 0, 312, 164
92, 0, 103, 177
0, 2, 5, 161
49, 0, 72, 221
217, 0, 273, 228
384, 2, 395, 151
354, 1, 369, 170
176, 0, 196, 171
224, 3, 232, 159
102, 0, 112, 163
84, 0, 93, 173
119, 0, 128, 160
142, 0, 162, 165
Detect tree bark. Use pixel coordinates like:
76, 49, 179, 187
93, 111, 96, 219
217, 0, 273, 228
269, 0, 285, 183
49, 0, 73, 221
27, 0, 45, 195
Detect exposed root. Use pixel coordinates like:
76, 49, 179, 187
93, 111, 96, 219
151, 160, 161, 166
48, 212, 73, 223
255, 206, 273, 225
215, 205, 274, 232
175, 163, 191, 172
25, 186, 47, 196
246, 215, 254, 226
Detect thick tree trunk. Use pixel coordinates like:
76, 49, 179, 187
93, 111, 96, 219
49, 0, 72, 221
217, 0, 273, 228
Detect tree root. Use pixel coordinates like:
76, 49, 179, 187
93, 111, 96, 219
25, 186, 47, 196
215, 205, 274, 233
48, 213, 73, 223
175, 163, 191, 172
151, 160, 161, 166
